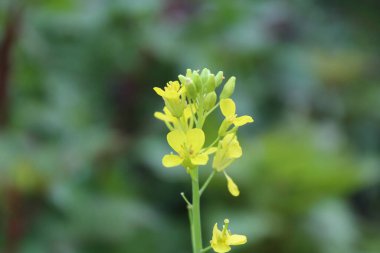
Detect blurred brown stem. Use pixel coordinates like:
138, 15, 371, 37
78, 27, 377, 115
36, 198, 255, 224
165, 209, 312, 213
0, 2, 23, 127
4, 188, 25, 253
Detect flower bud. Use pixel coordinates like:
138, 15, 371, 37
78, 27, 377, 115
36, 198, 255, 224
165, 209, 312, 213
178, 74, 187, 84
184, 78, 197, 99
220, 76, 235, 99
186, 68, 192, 78
179, 73, 198, 99
204, 92, 217, 111
201, 68, 210, 85
215, 71, 224, 87
192, 71, 202, 91
205, 74, 216, 93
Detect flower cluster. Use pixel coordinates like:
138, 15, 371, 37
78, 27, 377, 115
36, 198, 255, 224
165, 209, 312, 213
154, 68, 253, 194
154, 68, 253, 252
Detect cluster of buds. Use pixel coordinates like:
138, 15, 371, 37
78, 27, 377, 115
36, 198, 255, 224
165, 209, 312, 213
154, 68, 253, 196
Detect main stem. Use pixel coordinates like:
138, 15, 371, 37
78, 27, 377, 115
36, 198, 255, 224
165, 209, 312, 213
192, 167, 202, 253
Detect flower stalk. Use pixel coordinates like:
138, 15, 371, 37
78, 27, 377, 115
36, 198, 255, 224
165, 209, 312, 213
200, 171, 216, 196
191, 167, 203, 253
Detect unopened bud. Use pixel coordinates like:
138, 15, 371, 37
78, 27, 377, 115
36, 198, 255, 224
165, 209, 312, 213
178, 74, 187, 84
220, 76, 235, 99
186, 69, 192, 78
201, 68, 210, 85
184, 78, 197, 99
205, 74, 216, 93
192, 71, 202, 91
215, 71, 224, 87
204, 92, 217, 111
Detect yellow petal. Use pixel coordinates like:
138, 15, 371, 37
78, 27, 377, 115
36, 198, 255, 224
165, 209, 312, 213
183, 104, 196, 119
212, 223, 222, 240
221, 134, 235, 147
227, 234, 247, 246
211, 242, 231, 253
225, 174, 240, 197
220, 99, 236, 118
164, 90, 179, 99
168, 81, 181, 91
162, 154, 183, 167
191, 153, 208, 165
154, 112, 175, 122
233, 115, 253, 126
183, 107, 192, 119
212, 155, 224, 172
167, 130, 186, 154
154, 112, 166, 121
153, 87, 165, 97
227, 141, 242, 158
186, 128, 205, 153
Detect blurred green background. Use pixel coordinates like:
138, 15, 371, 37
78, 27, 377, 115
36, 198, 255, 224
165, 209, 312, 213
1, 0, 380, 252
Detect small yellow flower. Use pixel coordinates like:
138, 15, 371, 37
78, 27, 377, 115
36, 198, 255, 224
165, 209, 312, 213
153, 80, 184, 99
210, 219, 247, 253
162, 128, 216, 168
219, 99, 253, 136
153, 81, 186, 117
213, 134, 242, 172
220, 99, 253, 126
213, 134, 242, 196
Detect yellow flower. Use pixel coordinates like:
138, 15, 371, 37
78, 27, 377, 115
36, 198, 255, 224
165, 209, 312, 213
153, 81, 186, 117
210, 219, 247, 253
153, 80, 184, 99
162, 128, 216, 168
212, 133, 242, 196
219, 98, 253, 136
220, 98, 253, 126
213, 134, 242, 172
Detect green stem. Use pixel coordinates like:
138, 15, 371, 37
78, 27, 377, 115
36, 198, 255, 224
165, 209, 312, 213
205, 136, 220, 150
201, 245, 212, 253
189, 99, 198, 126
192, 167, 202, 253
199, 171, 215, 196
197, 116, 205, 129
204, 102, 220, 118
180, 192, 192, 207
187, 205, 195, 251
196, 97, 205, 128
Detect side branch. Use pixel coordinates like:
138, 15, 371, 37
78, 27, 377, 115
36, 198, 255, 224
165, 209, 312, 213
200, 171, 216, 196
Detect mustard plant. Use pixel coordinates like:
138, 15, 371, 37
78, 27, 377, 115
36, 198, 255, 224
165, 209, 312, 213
154, 68, 253, 253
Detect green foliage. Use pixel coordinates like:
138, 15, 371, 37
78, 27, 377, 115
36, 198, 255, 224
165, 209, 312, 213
0, 0, 379, 252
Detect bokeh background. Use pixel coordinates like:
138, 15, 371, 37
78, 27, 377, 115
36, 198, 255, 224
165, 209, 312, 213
1, 0, 380, 252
